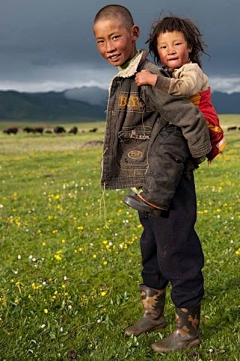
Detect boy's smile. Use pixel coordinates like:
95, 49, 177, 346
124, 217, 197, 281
94, 18, 139, 67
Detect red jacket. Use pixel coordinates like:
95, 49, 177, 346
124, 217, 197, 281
190, 87, 226, 161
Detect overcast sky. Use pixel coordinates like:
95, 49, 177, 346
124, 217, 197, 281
1, 0, 239, 93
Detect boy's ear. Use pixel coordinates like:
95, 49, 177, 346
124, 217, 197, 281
132, 25, 140, 40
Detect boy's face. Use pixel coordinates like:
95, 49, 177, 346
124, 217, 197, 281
94, 17, 139, 67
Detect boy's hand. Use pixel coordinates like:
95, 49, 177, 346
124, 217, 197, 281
135, 70, 158, 87
184, 156, 206, 179
193, 156, 206, 165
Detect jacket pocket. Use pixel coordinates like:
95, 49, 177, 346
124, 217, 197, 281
116, 126, 152, 176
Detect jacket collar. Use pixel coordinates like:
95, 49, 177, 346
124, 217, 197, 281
115, 50, 148, 79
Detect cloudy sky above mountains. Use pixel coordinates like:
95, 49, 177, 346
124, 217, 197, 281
1, 0, 239, 94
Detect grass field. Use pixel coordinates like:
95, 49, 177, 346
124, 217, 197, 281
0, 115, 240, 360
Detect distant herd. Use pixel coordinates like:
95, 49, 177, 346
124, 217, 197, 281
2, 125, 239, 135
226, 126, 240, 131
2, 126, 98, 135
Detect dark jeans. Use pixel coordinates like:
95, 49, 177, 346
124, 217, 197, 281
139, 174, 204, 308
141, 124, 190, 209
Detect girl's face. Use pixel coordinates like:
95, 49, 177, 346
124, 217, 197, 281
157, 31, 192, 68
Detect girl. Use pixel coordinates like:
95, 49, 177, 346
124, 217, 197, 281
124, 16, 226, 215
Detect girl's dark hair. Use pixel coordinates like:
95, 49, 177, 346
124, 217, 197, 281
148, 15, 208, 68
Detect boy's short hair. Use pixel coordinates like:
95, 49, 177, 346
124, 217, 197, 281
94, 5, 134, 30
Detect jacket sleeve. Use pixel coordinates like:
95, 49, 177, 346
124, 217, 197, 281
143, 84, 212, 158
155, 64, 208, 96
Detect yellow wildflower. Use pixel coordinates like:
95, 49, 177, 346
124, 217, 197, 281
54, 254, 62, 261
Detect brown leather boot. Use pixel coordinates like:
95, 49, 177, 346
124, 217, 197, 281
124, 284, 167, 337
151, 304, 201, 354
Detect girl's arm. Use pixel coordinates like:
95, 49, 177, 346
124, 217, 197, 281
136, 64, 208, 97
141, 78, 212, 159
135, 70, 158, 86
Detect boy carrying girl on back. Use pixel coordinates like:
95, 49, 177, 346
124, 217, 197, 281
93, 4, 212, 354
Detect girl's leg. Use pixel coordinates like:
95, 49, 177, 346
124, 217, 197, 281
141, 124, 191, 210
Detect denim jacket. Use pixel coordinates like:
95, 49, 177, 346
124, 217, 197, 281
101, 50, 211, 189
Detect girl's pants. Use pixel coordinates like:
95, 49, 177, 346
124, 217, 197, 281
141, 124, 191, 209
139, 173, 204, 308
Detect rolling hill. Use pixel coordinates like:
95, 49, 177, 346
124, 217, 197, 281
0, 87, 239, 122
0, 89, 107, 122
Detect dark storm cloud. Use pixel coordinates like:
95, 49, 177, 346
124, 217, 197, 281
1, 0, 240, 92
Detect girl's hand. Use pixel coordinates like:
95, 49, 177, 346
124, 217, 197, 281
135, 70, 158, 86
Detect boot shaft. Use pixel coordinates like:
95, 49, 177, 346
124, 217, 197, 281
124, 285, 166, 337
140, 284, 165, 319
151, 304, 201, 354
175, 304, 201, 337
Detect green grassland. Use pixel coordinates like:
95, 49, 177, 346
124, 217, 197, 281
0, 115, 240, 360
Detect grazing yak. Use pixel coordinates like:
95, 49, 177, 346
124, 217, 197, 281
23, 126, 44, 134
227, 126, 238, 131
68, 126, 78, 134
53, 126, 66, 134
89, 127, 98, 133
3, 127, 19, 134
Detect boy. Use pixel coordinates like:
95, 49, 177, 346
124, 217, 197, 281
93, 5, 211, 354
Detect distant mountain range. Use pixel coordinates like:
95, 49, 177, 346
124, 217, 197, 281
0, 87, 239, 122
0, 87, 107, 122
